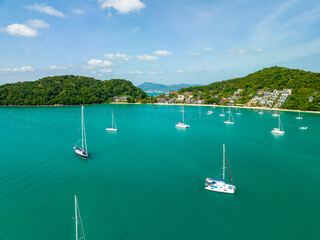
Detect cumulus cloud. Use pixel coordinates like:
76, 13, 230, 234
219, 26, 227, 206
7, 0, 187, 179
1, 66, 34, 72
49, 65, 67, 70
253, 47, 263, 52
0, 23, 38, 37
176, 69, 184, 73
100, 68, 112, 73
104, 53, 132, 61
154, 50, 172, 56
188, 52, 201, 56
87, 59, 114, 67
0, 19, 50, 37
72, 9, 84, 14
27, 19, 50, 29
226, 48, 246, 55
26, 3, 65, 17
130, 71, 143, 74
97, 0, 146, 14
136, 54, 158, 61
204, 47, 212, 51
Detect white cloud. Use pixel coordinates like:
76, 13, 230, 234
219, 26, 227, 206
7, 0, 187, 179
104, 53, 132, 60
188, 52, 201, 56
97, 0, 146, 14
177, 69, 184, 73
136, 54, 158, 61
100, 68, 112, 73
226, 48, 246, 55
49, 65, 67, 70
149, 71, 163, 75
1, 66, 34, 72
253, 47, 263, 52
72, 9, 84, 14
1, 23, 38, 37
130, 71, 143, 74
204, 47, 212, 51
87, 59, 114, 67
27, 19, 50, 29
26, 3, 65, 17
154, 50, 172, 56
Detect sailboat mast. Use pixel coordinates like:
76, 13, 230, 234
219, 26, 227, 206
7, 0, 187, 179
223, 144, 225, 181
112, 110, 114, 129
75, 195, 78, 240
81, 106, 84, 150
182, 106, 184, 123
229, 108, 231, 122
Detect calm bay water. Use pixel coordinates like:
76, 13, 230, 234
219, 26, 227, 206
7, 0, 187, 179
0, 104, 319, 240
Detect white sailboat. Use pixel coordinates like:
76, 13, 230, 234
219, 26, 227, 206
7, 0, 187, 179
175, 105, 190, 128
258, 109, 264, 114
74, 106, 89, 159
236, 108, 242, 115
197, 105, 202, 115
205, 144, 236, 194
74, 196, 86, 240
271, 115, 285, 135
299, 126, 308, 130
272, 110, 279, 117
106, 110, 117, 132
224, 108, 234, 124
295, 111, 303, 119
219, 107, 225, 117
207, 107, 213, 115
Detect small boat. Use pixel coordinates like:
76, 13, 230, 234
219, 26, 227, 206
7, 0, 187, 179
219, 107, 225, 117
236, 108, 242, 115
295, 111, 303, 119
299, 126, 308, 130
224, 108, 234, 124
207, 110, 213, 115
74, 106, 89, 159
106, 110, 117, 132
258, 109, 264, 115
272, 110, 279, 117
205, 144, 236, 194
74, 196, 86, 240
154, 107, 158, 109
271, 115, 285, 135
176, 105, 190, 128
197, 105, 202, 115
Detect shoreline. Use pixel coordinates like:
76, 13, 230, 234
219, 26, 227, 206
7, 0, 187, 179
0, 102, 319, 114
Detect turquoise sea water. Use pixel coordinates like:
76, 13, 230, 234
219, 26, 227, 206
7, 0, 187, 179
0, 104, 319, 240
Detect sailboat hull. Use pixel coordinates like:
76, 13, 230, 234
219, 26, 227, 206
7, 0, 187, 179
205, 182, 235, 194
224, 121, 234, 124
74, 148, 89, 159
106, 128, 117, 132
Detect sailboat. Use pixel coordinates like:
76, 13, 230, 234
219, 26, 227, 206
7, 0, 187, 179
271, 115, 285, 135
74, 105, 89, 159
224, 108, 234, 124
295, 111, 303, 119
272, 110, 279, 117
236, 108, 242, 115
299, 126, 308, 130
74, 196, 86, 240
258, 109, 264, 114
219, 107, 225, 117
205, 144, 236, 194
106, 110, 117, 132
175, 105, 190, 128
207, 107, 213, 115
197, 105, 202, 115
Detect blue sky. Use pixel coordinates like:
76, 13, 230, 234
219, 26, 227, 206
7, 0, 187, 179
1, 0, 320, 86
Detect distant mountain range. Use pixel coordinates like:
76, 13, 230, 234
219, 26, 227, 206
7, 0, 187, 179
138, 82, 201, 93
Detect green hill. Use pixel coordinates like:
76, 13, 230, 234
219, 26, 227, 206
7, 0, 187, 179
0, 75, 147, 105
180, 66, 320, 111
